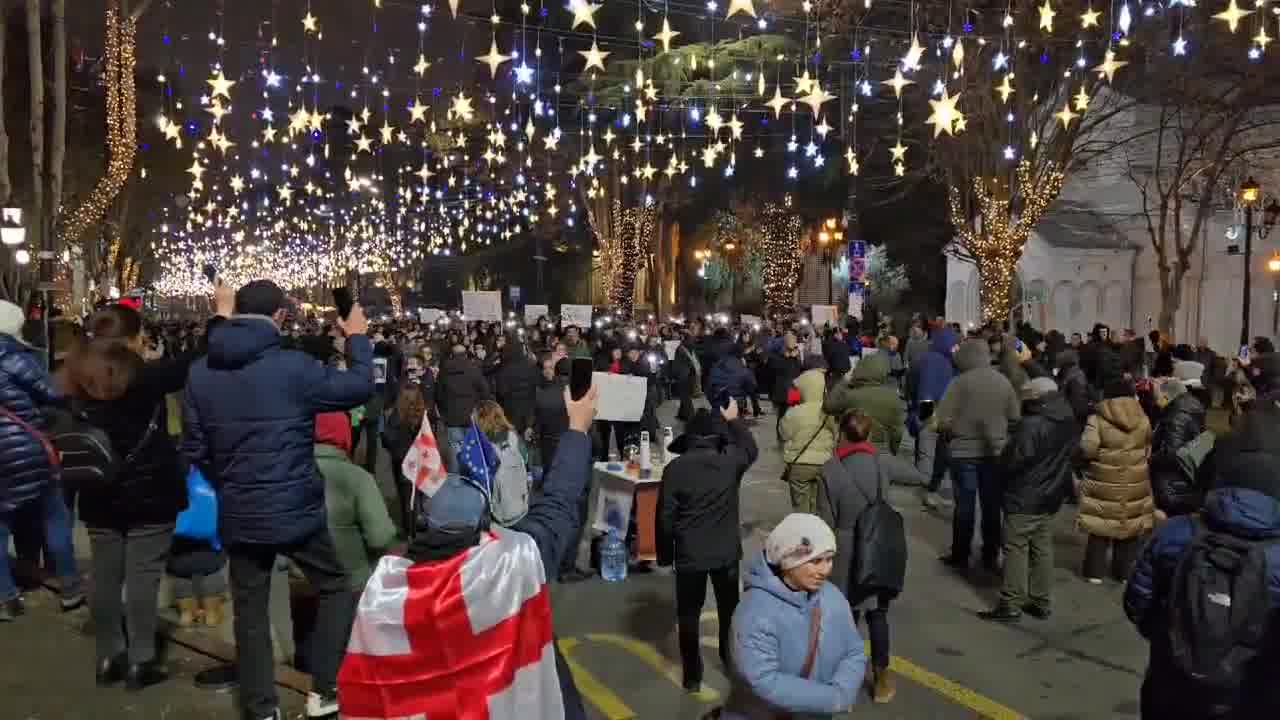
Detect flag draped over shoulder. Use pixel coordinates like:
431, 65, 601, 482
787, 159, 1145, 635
401, 411, 448, 497
337, 529, 565, 720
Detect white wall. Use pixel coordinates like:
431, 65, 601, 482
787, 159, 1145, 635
945, 234, 1135, 335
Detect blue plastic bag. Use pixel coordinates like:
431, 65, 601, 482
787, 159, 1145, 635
174, 467, 221, 551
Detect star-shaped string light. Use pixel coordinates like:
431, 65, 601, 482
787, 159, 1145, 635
728, 114, 744, 140
882, 69, 914, 98
302, 11, 318, 33
1038, 0, 1056, 31
450, 93, 476, 122
1092, 49, 1128, 83
845, 147, 859, 174
476, 38, 512, 79
379, 118, 396, 144
654, 17, 680, 53
1213, 0, 1252, 32
889, 140, 907, 162
901, 34, 925, 72
1080, 5, 1101, 28
996, 74, 1015, 103
799, 82, 835, 118
926, 88, 962, 137
792, 69, 816, 95
229, 175, 245, 193
766, 85, 790, 118
207, 69, 236, 100
408, 98, 429, 123
1072, 86, 1090, 111
726, 0, 756, 19
414, 54, 431, 77
1055, 103, 1078, 127
569, 0, 602, 30
579, 40, 610, 72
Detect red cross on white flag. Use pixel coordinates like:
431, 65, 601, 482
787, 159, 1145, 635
401, 411, 448, 497
338, 529, 565, 720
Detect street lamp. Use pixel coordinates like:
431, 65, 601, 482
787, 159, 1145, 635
1270, 253, 1280, 335
1, 208, 24, 246
1239, 177, 1280, 346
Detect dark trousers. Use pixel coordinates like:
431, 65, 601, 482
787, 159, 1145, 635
1083, 534, 1142, 581
848, 589, 892, 670
560, 478, 590, 576
676, 381, 695, 421
928, 434, 949, 493
358, 420, 378, 476
227, 529, 354, 719
87, 523, 174, 665
596, 420, 619, 461
950, 458, 1003, 564
675, 564, 739, 686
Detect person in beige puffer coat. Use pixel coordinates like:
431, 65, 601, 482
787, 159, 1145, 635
1077, 378, 1154, 582
780, 367, 837, 513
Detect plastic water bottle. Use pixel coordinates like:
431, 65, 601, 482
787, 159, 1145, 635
600, 529, 628, 582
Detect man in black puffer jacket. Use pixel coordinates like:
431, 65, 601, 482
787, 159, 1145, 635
981, 377, 1079, 622
1149, 379, 1208, 517
494, 341, 540, 434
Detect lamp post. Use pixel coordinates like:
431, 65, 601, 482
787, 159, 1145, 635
819, 216, 843, 304
1269, 253, 1280, 336
1238, 177, 1280, 346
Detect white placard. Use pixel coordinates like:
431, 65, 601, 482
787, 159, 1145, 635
741, 314, 763, 329
664, 340, 680, 360
561, 304, 594, 328
418, 308, 444, 324
524, 304, 550, 325
811, 304, 838, 329
591, 372, 647, 422
847, 292, 863, 319
461, 291, 503, 322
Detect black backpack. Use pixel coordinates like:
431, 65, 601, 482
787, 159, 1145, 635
1167, 519, 1278, 690
46, 402, 161, 489
828, 457, 908, 596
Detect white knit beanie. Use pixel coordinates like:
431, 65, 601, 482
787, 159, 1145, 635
766, 514, 837, 570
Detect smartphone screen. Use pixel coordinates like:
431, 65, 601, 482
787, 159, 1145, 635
570, 357, 594, 400
332, 287, 354, 320
1240, 345, 1251, 362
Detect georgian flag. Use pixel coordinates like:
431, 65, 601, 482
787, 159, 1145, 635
337, 529, 565, 720
401, 411, 448, 497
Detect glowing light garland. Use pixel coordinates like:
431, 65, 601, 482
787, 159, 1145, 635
760, 201, 804, 313
948, 160, 1064, 323
60, 7, 136, 245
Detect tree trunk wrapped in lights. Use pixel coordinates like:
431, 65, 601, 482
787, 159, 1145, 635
59, 5, 138, 245
759, 202, 803, 314
948, 160, 1063, 323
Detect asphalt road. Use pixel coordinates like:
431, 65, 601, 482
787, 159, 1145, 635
0, 397, 1150, 719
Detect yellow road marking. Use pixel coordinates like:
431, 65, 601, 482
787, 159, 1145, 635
557, 637, 636, 720
587, 633, 722, 703
885, 648, 1027, 720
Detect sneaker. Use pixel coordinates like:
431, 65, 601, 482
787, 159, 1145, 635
1084, 577, 1104, 585
923, 491, 953, 509
258, 711, 283, 720
978, 604, 1023, 622
60, 593, 87, 612
125, 660, 170, 691
1023, 604, 1052, 620
0, 596, 25, 622
307, 690, 339, 718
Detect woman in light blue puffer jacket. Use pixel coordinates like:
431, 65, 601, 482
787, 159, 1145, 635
721, 513, 867, 719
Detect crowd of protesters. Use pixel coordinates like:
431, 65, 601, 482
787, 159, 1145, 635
2, 281, 1280, 719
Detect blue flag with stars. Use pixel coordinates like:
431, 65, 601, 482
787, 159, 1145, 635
457, 422, 500, 495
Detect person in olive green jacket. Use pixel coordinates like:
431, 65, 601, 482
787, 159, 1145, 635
779, 367, 838, 513
822, 352, 905, 456
314, 411, 397, 591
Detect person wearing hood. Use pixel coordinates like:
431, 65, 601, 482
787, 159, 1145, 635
816, 411, 924, 703
183, 280, 374, 720
314, 410, 396, 591
980, 378, 1080, 622
657, 401, 759, 694
931, 339, 1021, 573
1054, 348, 1093, 426
719, 513, 866, 720
671, 332, 703, 422
907, 325, 959, 506
435, 342, 492, 462
707, 343, 758, 416
822, 327, 852, 382
904, 324, 930, 372
996, 334, 1030, 391
1148, 379, 1208, 518
765, 331, 804, 419
1077, 379, 1154, 583
823, 351, 904, 456
494, 340, 540, 435
780, 367, 838, 513
0, 300, 83, 624
1124, 402, 1280, 719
